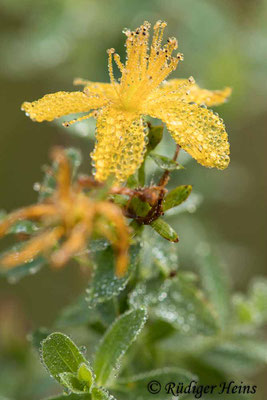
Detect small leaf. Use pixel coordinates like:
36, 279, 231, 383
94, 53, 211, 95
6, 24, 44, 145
94, 308, 147, 386
59, 372, 87, 394
129, 197, 151, 218
77, 363, 94, 388
115, 367, 196, 399
126, 172, 139, 188
149, 153, 184, 171
150, 218, 179, 242
41, 332, 88, 384
109, 194, 129, 207
130, 277, 218, 336
86, 243, 140, 308
163, 185, 192, 212
146, 125, 164, 152
91, 388, 115, 400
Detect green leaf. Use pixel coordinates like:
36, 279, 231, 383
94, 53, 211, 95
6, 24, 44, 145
78, 363, 94, 388
163, 185, 192, 212
149, 153, 184, 171
146, 125, 164, 152
0, 249, 46, 283
91, 388, 115, 400
110, 194, 129, 207
150, 218, 179, 242
130, 277, 218, 336
45, 395, 92, 400
126, 172, 139, 188
196, 249, 230, 330
59, 372, 88, 393
86, 243, 140, 308
129, 197, 151, 217
115, 367, 196, 399
94, 308, 147, 386
41, 332, 89, 385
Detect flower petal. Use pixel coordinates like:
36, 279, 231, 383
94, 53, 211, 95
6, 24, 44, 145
158, 79, 231, 106
21, 91, 108, 122
91, 108, 148, 182
73, 78, 116, 99
146, 100, 230, 169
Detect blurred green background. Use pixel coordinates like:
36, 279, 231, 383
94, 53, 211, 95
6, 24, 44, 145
0, 0, 266, 398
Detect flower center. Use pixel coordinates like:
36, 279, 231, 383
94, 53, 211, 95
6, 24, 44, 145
107, 21, 183, 113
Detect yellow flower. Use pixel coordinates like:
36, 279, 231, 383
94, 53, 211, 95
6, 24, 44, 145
0, 148, 129, 277
22, 21, 231, 183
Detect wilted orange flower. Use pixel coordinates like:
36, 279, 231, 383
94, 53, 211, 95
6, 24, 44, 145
0, 148, 129, 277
22, 21, 231, 183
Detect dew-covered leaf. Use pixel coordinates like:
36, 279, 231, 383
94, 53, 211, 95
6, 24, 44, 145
164, 192, 203, 216
86, 243, 140, 308
150, 218, 179, 242
130, 277, 218, 336
91, 387, 116, 400
139, 229, 179, 278
94, 308, 147, 386
149, 153, 184, 171
0, 247, 46, 283
59, 372, 88, 393
44, 394, 92, 400
77, 363, 94, 388
115, 367, 196, 399
163, 185, 192, 212
41, 332, 89, 385
129, 197, 151, 217
196, 248, 230, 330
146, 125, 164, 152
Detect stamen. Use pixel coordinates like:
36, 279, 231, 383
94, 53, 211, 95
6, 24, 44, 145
114, 53, 125, 73
107, 48, 116, 86
62, 111, 97, 127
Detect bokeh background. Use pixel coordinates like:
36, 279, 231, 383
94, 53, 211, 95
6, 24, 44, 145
0, 0, 266, 398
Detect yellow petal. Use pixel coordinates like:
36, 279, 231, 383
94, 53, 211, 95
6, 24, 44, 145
159, 79, 232, 106
21, 91, 108, 122
146, 100, 230, 169
91, 107, 148, 182
73, 78, 116, 99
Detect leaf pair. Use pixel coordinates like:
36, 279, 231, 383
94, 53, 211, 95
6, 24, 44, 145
41, 308, 147, 399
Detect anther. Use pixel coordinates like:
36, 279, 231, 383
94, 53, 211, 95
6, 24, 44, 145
188, 76, 195, 84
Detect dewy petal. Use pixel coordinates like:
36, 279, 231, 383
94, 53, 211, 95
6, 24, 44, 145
91, 107, 148, 182
146, 100, 230, 169
158, 79, 232, 107
73, 78, 117, 100
21, 91, 109, 122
